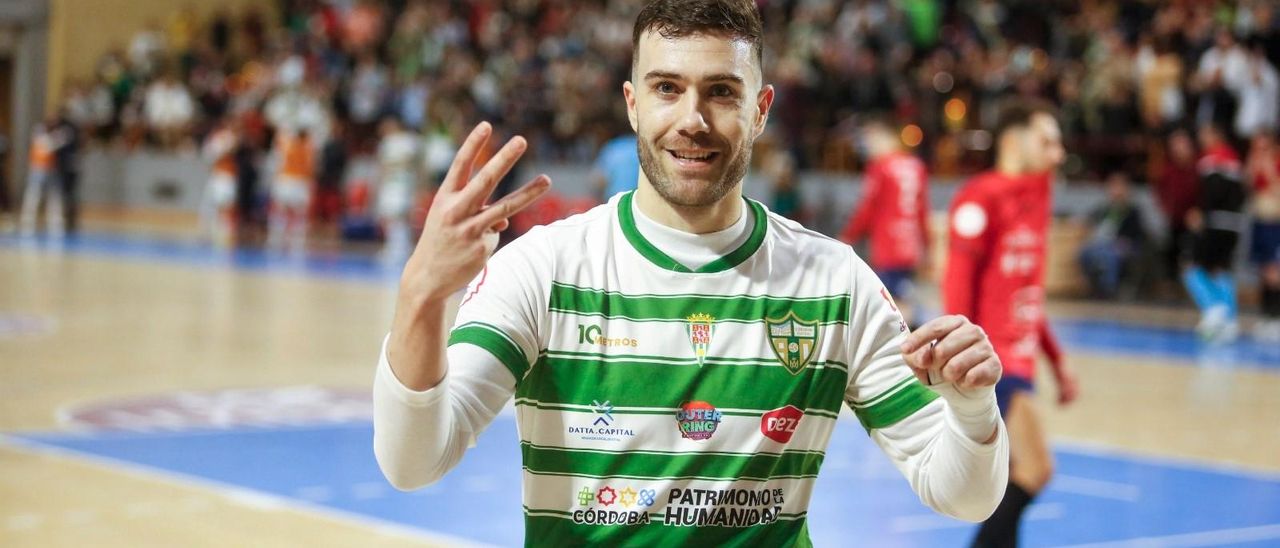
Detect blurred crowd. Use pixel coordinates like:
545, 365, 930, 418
11, 1, 1279, 322
49, 1, 1280, 175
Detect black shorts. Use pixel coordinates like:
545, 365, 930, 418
1252, 221, 1280, 265
877, 268, 916, 302
1191, 229, 1239, 270
995, 375, 1035, 416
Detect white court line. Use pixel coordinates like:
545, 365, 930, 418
1054, 438, 1280, 482
1051, 474, 1141, 502
0, 434, 494, 548
1054, 523, 1280, 547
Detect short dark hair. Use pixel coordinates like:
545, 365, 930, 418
993, 98, 1058, 141
632, 0, 764, 70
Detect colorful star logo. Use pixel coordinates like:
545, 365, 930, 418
618, 486, 638, 508
596, 486, 617, 506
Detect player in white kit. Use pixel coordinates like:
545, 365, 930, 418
373, 1, 1010, 545
376, 116, 422, 261
200, 120, 239, 248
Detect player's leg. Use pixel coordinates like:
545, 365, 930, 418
1206, 230, 1240, 340
1261, 263, 1280, 341
267, 179, 290, 249
19, 170, 46, 235
1252, 221, 1280, 340
1184, 230, 1233, 338
213, 175, 238, 248
973, 379, 1046, 548
198, 179, 214, 240
287, 183, 311, 254
1006, 391, 1054, 493
44, 173, 65, 237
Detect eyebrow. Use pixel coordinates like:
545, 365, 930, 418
643, 70, 744, 85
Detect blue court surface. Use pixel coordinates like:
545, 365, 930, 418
5, 232, 1280, 546
7, 417, 1280, 547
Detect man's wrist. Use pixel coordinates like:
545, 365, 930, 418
397, 278, 454, 316
933, 383, 1000, 444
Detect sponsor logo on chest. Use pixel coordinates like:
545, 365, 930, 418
675, 401, 722, 441
760, 405, 804, 444
566, 399, 635, 442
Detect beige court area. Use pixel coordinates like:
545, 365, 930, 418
1, 217, 1278, 547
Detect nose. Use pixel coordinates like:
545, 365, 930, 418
674, 92, 711, 137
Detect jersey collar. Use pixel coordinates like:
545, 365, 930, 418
617, 190, 767, 274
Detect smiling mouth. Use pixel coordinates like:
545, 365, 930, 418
668, 150, 720, 164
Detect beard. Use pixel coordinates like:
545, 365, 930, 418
636, 129, 752, 208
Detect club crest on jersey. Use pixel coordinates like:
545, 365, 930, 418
686, 313, 715, 366
765, 312, 819, 375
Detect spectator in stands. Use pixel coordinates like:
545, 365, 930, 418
1225, 38, 1279, 142
1078, 172, 1150, 299
144, 71, 195, 149
343, 0, 386, 53
1189, 26, 1241, 132
77, 79, 116, 142
347, 51, 391, 151
128, 21, 166, 79
264, 81, 330, 144
1137, 35, 1185, 132
766, 149, 802, 223
1154, 128, 1201, 283
1245, 132, 1280, 341
208, 8, 232, 56
396, 74, 430, 132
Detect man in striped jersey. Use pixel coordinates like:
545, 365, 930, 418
374, 1, 1009, 545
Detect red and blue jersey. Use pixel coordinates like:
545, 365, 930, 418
840, 151, 931, 271
943, 170, 1062, 381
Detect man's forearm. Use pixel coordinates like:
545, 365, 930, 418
873, 390, 1008, 523
387, 286, 452, 391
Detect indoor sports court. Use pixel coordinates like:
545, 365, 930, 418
2, 223, 1279, 547
4, 0, 1280, 547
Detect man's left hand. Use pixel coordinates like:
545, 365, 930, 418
900, 315, 1002, 393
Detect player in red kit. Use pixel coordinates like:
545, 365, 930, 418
841, 115, 932, 327
945, 100, 1079, 548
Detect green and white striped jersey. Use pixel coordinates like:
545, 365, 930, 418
444, 191, 940, 546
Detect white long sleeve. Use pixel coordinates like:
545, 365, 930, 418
843, 250, 1009, 522
869, 385, 1009, 522
373, 226, 550, 491
373, 335, 516, 490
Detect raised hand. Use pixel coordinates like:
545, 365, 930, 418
900, 315, 1002, 393
400, 122, 551, 302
